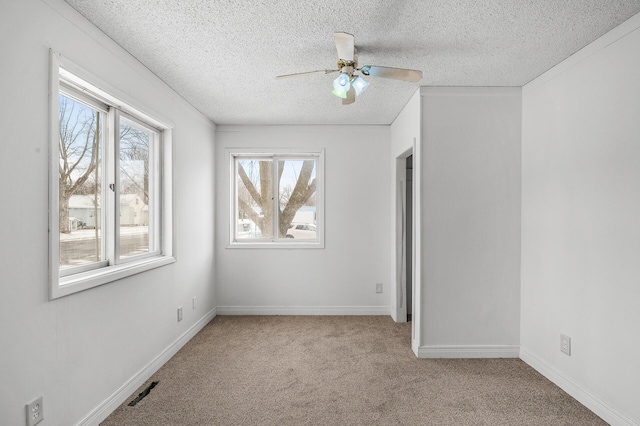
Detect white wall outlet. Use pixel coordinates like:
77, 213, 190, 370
26, 396, 44, 426
376, 283, 383, 294
192, 296, 197, 310
177, 306, 183, 322
561, 334, 571, 356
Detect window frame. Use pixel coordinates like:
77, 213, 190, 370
228, 148, 325, 249
56, 85, 110, 278
49, 50, 175, 299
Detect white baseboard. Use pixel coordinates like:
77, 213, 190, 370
216, 305, 391, 316
76, 307, 217, 426
520, 347, 638, 426
390, 305, 398, 322
416, 344, 520, 359
412, 338, 420, 357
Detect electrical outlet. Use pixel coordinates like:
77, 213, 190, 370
376, 283, 383, 294
26, 396, 44, 426
177, 306, 183, 322
192, 296, 197, 310
561, 334, 571, 356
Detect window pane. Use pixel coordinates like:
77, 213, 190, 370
58, 93, 104, 269
119, 117, 153, 258
236, 159, 274, 239
278, 159, 317, 240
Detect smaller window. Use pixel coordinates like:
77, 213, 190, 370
229, 150, 324, 248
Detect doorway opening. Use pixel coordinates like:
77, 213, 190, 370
395, 148, 415, 328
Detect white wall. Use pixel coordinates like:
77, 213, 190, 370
521, 13, 640, 425
215, 125, 391, 314
0, 1, 216, 424
419, 87, 522, 357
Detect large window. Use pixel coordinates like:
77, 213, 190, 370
49, 52, 174, 299
230, 150, 324, 248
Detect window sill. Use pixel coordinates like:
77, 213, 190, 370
227, 241, 324, 249
51, 255, 176, 300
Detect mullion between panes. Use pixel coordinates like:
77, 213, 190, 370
149, 130, 160, 253
272, 158, 280, 241
106, 108, 119, 265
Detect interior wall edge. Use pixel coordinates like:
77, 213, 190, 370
523, 12, 640, 94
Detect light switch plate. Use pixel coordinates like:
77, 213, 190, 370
561, 334, 571, 356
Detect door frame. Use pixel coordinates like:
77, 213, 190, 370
394, 140, 421, 355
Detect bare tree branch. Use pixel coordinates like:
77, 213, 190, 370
279, 160, 315, 236
58, 95, 101, 233
238, 198, 263, 227
237, 163, 262, 206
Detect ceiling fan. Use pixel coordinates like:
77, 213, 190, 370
276, 32, 423, 105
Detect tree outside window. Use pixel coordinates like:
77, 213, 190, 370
232, 152, 323, 245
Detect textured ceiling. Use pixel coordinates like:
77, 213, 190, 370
63, 0, 640, 125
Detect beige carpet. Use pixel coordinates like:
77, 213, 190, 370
101, 316, 606, 425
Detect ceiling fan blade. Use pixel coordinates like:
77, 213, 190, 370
334, 32, 355, 61
342, 86, 356, 105
275, 69, 338, 79
360, 65, 423, 82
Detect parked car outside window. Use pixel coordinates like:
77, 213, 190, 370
286, 223, 317, 239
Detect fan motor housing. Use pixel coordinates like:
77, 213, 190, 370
337, 59, 357, 73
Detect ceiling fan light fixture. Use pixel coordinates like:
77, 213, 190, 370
332, 73, 351, 99
351, 76, 369, 96
331, 87, 347, 99
333, 72, 350, 91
